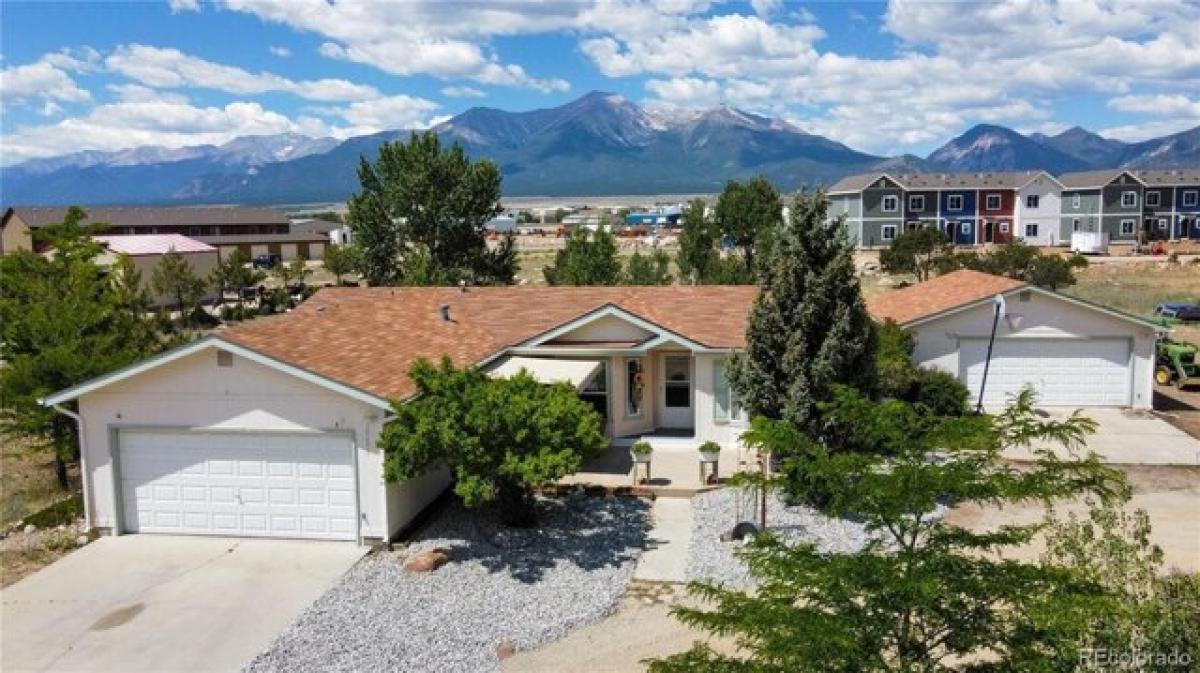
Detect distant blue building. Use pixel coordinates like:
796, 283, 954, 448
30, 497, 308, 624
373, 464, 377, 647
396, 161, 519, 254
624, 207, 682, 227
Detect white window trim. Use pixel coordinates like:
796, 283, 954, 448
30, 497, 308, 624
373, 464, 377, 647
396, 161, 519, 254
1120, 219, 1136, 235
999, 221, 1010, 233
948, 195, 964, 212
960, 221, 971, 235
1146, 191, 1161, 207
1072, 194, 1081, 208
881, 195, 899, 213
985, 194, 1002, 211
1158, 218, 1169, 230
712, 361, 745, 425
908, 195, 925, 211
1026, 195, 1039, 209
1121, 191, 1138, 208
881, 224, 898, 241
1184, 190, 1199, 207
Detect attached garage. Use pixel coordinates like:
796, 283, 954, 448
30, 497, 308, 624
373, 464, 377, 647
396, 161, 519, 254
868, 270, 1162, 410
960, 337, 1132, 407
116, 429, 357, 540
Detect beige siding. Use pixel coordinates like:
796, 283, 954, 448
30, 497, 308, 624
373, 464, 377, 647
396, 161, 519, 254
1, 215, 33, 254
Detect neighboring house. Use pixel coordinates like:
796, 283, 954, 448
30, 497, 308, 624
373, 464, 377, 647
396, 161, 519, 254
2, 206, 326, 261
94, 234, 220, 306
868, 270, 1162, 410
1133, 169, 1200, 241
41, 286, 756, 545
0, 210, 34, 254
827, 171, 1060, 248
1058, 169, 1144, 244
291, 217, 350, 249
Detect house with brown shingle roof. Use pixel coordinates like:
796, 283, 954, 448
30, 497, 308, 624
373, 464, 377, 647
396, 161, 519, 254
38, 285, 757, 545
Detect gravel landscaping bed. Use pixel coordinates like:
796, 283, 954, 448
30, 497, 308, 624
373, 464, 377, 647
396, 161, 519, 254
686, 487, 871, 588
245, 493, 650, 673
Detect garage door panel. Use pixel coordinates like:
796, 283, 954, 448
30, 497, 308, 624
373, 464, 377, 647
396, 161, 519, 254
961, 338, 1130, 407
118, 430, 356, 541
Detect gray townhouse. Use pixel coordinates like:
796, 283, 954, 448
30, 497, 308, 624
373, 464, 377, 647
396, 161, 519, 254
1058, 169, 1146, 244
1133, 169, 1200, 241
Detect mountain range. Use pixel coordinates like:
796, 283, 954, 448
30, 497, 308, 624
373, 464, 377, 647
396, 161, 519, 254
3, 91, 1197, 205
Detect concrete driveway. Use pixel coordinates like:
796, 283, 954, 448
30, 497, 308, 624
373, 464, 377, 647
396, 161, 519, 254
1004, 407, 1200, 466
1, 535, 365, 673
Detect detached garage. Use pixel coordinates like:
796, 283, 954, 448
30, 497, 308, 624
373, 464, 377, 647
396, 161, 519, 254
868, 270, 1162, 409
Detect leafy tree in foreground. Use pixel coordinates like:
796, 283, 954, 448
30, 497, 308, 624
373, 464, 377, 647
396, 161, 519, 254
728, 190, 876, 433
379, 359, 606, 527
879, 226, 953, 281
151, 249, 208, 319
649, 388, 1126, 673
0, 207, 161, 488
347, 131, 512, 285
623, 248, 673, 285
543, 227, 621, 286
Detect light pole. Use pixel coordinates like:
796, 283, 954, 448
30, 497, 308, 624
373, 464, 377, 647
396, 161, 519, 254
975, 293, 1007, 415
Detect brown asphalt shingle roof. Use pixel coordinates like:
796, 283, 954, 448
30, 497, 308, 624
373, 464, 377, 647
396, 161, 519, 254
867, 270, 1027, 325
223, 286, 758, 401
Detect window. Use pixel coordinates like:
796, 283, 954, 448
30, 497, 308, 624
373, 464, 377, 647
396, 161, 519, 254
713, 361, 743, 423
881, 195, 899, 212
1025, 194, 1040, 209
960, 221, 971, 235
1184, 191, 1199, 207
1121, 191, 1138, 208
882, 224, 897, 241
985, 194, 1002, 211
999, 221, 1010, 233
1158, 218, 1169, 230
1120, 219, 1135, 236
908, 195, 925, 211
1073, 194, 1081, 208
948, 195, 964, 211
664, 357, 690, 408
1146, 191, 1161, 207
1072, 218, 1081, 232
1024, 223, 1039, 238
579, 362, 609, 420
625, 359, 644, 416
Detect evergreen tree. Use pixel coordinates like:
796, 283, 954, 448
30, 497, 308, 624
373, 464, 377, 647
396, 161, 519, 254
209, 249, 265, 307
0, 207, 161, 488
623, 248, 672, 285
151, 249, 209, 319
713, 177, 783, 275
728, 190, 876, 431
347, 131, 512, 285
543, 227, 622, 285
675, 199, 718, 284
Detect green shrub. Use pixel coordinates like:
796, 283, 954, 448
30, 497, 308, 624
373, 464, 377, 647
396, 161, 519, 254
24, 492, 83, 528
698, 441, 721, 454
912, 368, 970, 416
1067, 254, 1090, 268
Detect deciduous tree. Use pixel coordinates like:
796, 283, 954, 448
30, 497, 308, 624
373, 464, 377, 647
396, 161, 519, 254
379, 359, 606, 527
623, 248, 672, 285
322, 244, 361, 285
543, 227, 621, 286
675, 199, 718, 284
879, 227, 953, 281
713, 177, 783, 275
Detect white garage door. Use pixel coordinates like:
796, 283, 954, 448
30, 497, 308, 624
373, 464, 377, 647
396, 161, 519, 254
118, 429, 357, 541
961, 338, 1131, 407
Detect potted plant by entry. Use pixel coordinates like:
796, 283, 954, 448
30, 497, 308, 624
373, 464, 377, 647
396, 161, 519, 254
698, 440, 722, 462
630, 440, 653, 463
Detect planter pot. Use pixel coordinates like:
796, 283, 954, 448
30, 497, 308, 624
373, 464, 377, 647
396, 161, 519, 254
631, 452, 653, 463
698, 450, 721, 462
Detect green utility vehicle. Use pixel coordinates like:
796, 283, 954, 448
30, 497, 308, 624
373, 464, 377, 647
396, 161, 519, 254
1155, 339, 1200, 390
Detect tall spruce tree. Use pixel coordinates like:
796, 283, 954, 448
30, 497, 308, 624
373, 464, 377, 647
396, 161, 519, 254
728, 190, 876, 431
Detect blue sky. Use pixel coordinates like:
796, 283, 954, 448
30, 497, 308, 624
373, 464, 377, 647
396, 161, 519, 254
2, 0, 1198, 165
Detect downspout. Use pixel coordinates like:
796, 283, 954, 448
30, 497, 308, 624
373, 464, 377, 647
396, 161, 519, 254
48, 403, 93, 531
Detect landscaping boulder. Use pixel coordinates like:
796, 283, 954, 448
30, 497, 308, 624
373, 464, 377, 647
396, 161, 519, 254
496, 641, 516, 660
402, 548, 450, 573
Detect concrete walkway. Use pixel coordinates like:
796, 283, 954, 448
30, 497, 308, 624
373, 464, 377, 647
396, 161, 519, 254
633, 496, 693, 583
1005, 407, 1200, 466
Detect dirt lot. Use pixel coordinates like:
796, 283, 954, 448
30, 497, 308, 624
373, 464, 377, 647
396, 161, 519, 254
1, 437, 84, 587
1155, 385, 1200, 441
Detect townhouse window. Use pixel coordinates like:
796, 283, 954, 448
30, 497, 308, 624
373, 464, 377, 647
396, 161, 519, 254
1146, 191, 1161, 207
1121, 191, 1138, 208
881, 195, 899, 212
1024, 223, 1039, 238
908, 195, 925, 211
1073, 194, 1081, 208
1120, 219, 1135, 236
1158, 218, 1169, 230
1025, 194, 1040, 209
1072, 218, 1081, 232
960, 221, 971, 235
999, 221, 1010, 233
881, 224, 897, 241
579, 362, 609, 421
1184, 191, 1199, 207
948, 195, 964, 211
626, 358, 644, 417
985, 194, 1001, 211
713, 361, 744, 424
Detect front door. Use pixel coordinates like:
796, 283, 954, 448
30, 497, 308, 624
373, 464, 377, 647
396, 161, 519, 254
659, 355, 693, 430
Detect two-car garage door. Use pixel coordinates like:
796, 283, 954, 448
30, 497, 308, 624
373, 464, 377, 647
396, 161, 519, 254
961, 337, 1132, 407
117, 429, 357, 541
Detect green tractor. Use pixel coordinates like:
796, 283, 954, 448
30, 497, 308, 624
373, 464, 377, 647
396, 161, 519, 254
1155, 339, 1200, 389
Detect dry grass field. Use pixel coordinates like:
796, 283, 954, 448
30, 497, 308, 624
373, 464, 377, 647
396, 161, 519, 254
1064, 261, 1200, 344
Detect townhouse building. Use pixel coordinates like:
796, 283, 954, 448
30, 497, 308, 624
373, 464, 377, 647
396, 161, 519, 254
1058, 170, 1145, 244
827, 170, 1063, 248
1134, 169, 1200, 241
